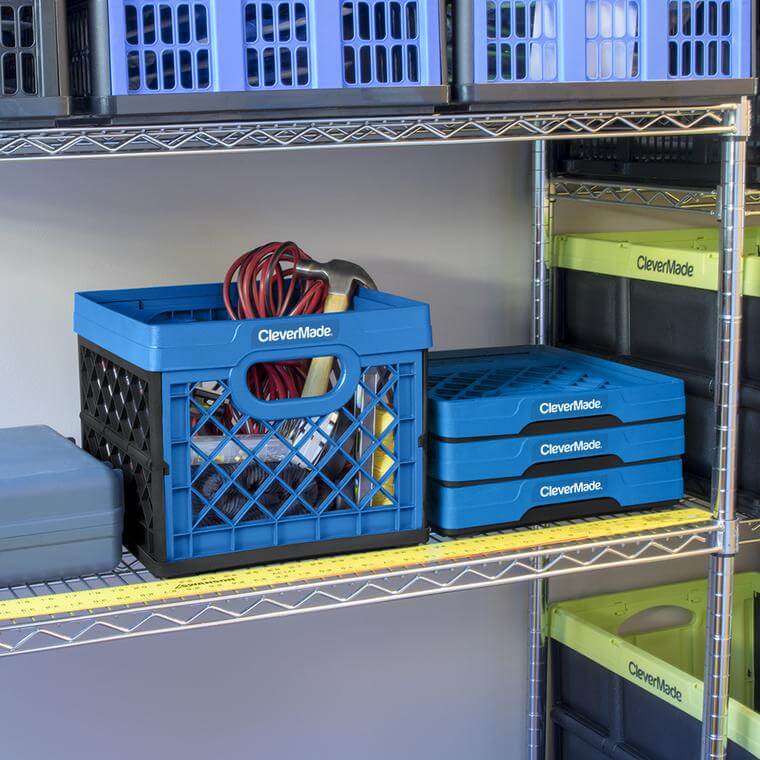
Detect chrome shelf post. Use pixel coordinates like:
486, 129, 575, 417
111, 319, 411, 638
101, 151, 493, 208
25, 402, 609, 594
700, 98, 750, 760
527, 140, 553, 760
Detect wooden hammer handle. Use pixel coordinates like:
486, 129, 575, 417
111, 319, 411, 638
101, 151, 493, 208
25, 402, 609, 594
301, 293, 350, 398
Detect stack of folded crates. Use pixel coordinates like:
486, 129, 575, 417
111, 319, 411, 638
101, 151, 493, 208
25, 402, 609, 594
425, 346, 685, 535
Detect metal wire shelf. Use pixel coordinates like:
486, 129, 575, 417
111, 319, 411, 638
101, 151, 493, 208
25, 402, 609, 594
0, 500, 721, 657
0, 104, 737, 161
552, 177, 760, 216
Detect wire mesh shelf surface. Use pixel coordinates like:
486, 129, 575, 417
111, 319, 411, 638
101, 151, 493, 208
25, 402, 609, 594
0, 499, 724, 657
0, 102, 738, 160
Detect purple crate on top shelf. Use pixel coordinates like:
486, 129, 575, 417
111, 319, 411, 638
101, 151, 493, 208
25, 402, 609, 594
454, 0, 755, 104
67, 0, 448, 120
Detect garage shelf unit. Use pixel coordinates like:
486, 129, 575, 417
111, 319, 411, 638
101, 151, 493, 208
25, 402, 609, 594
0, 95, 751, 760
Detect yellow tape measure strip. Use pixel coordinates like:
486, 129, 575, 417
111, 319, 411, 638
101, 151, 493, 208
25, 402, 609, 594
0, 507, 712, 622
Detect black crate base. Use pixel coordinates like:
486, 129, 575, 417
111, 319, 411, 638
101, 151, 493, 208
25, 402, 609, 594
455, 79, 756, 111
0, 96, 71, 126
73, 87, 450, 126
431, 498, 676, 537
136, 527, 429, 579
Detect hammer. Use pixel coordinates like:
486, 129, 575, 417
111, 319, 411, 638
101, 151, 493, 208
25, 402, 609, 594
296, 258, 377, 398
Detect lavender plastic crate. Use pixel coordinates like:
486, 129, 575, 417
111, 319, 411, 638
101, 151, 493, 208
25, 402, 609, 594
454, 0, 755, 105
0, 0, 70, 123
68, 0, 448, 120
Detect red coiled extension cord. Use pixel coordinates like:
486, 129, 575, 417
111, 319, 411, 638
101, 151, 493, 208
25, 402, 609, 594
223, 242, 328, 403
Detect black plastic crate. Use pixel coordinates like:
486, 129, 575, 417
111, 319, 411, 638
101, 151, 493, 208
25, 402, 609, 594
0, 0, 70, 123
554, 98, 760, 188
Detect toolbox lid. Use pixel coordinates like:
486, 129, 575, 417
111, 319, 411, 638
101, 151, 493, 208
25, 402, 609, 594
0, 426, 123, 537
427, 346, 685, 439
553, 228, 760, 295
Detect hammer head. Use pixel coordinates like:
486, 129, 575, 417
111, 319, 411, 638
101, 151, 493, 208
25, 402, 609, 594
295, 259, 378, 297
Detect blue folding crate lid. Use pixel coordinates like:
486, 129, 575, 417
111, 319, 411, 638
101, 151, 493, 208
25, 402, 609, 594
74, 283, 432, 372
427, 347, 685, 439
430, 459, 684, 534
430, 418, 684, 483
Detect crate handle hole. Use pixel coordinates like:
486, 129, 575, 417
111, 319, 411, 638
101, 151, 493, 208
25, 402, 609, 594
618, 605, 695, 638
245, 356, 342, 402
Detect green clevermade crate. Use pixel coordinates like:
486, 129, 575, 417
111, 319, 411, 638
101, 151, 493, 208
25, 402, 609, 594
553, 227, 760, 375
553, 227, 760, 514
550, 573, 760, 760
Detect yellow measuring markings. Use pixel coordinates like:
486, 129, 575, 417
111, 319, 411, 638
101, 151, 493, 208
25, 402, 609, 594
0, 507, 712, 623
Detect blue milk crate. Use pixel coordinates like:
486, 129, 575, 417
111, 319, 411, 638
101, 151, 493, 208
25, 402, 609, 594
74, 283, 432, 578
67, 0, 448, 120
430, 459, 684, 534
430, 418, 685, 482
453, 0, 755, 105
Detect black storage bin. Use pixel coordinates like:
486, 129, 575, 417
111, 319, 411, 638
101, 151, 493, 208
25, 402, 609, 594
554, 97, 760, 188
0, 0, 70, 124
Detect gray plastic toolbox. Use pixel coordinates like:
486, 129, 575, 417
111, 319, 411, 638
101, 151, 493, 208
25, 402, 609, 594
0, 425, 123, 586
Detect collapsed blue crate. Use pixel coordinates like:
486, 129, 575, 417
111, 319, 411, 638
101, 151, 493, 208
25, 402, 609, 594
73, 0, 446, 105
427, 346, 686, 440
74, 283, 432, 577
430, 459, 684, 533
455, 0, 753, 97
430, 418, 685, 482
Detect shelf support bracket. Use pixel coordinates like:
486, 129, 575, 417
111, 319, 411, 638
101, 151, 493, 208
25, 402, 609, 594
700, 97, 750, 760
527, 140, 553, 760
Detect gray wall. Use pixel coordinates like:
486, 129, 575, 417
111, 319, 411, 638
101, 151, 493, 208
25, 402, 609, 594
0, 146, 756, 759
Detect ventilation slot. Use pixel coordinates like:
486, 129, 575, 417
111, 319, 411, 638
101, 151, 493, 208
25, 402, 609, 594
0, 3, 37, 96
123, 2, 212, 93
585, 0, 640, 81
485, 1, 557, 83
244, 2, 310, 89
342, 1, 421, 85
68, 3, 91, 97
668, 0, 733, 78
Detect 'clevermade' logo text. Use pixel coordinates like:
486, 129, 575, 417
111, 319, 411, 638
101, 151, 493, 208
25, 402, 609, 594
629, 661, 683, 703
539, 479, 603, 499
258, 325, 333, 344
539, 399, 603, 416
539, 438, 603, 457
636, 255, 695, 279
